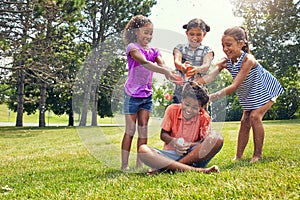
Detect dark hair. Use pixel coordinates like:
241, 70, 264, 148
182, 82, 209, 107
183, 18, 210, 33
123, 15, 152, 45
223, 26, 250, 53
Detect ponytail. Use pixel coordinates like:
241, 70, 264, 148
224, 26, 250, 53
240, 27, 250, 53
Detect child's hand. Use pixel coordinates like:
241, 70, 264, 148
186, 66, 197, 78
166, 71, 184, 84
174, 138, 191, 156
180, 61, 191, 73
182, 61, 195, 78
215, 57, 227, 71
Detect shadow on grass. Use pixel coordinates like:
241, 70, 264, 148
221, 156, 279, 171
0, 126, 75, 138
0, 133, 38, 138
0, 126, 74, 132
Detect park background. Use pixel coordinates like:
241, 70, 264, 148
0, 0, 299, 199
0, 0, 299, 127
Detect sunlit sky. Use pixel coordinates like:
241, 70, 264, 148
148, 0, 243, 65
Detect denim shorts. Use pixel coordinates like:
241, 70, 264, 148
123, 92, 152, 114
155, 142, 223, 168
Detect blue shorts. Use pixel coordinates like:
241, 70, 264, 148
123, 92, 152, 114
155, 142, 223, 168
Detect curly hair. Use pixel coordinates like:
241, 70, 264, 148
182, 82, 209, 107
123, 15, 152, 45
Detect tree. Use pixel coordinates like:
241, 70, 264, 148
1, 0, 85, 127
47, 42, 90, 126
1, 1, 30, 126
75, 0, 157, 126
231, 0, 300, 119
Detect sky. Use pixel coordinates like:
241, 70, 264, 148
148, 0, 243, 65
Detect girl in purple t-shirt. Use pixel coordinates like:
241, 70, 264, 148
121, 15, 180, 170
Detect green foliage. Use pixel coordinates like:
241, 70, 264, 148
152, 79, 174, 118
98, 58, 127, 118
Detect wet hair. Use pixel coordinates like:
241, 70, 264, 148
182, 82, 209, 107
182, 18, 210, 33
223, 26, 250, 53
123, 15, 152, 45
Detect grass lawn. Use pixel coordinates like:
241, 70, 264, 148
0, 104, 116, 125
0, 120, 299, 199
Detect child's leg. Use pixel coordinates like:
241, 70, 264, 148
249, 100, 274, 162
121, 114, 137, 170
138, 144, 219, 173
235, 111, 251, 160
178, 131, 224, 165
136, 109, 149, 168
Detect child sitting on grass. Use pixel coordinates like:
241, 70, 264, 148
138, 82, 223, 174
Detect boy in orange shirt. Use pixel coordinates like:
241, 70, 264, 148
138, 82, 223, 173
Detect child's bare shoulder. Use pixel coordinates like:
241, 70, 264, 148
243, 53, 257, 66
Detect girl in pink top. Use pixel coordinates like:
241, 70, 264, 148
121, 15, 180, 170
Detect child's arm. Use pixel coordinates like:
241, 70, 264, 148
195, 57, 227, 85
161, 129, 190, 155
130, 49, 171, 73
160, 129, 175, 146
193, 51, 214, 74
173, 48, 187, 73
129, 49, 180, 82
209, 54, 257, 101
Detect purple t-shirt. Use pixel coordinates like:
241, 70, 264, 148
124, 43, 161, 98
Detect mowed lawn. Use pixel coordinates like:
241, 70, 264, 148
0, 120, 299, 199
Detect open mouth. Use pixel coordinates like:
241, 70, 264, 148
190, 40, 199, 46
183, 110, 192, 119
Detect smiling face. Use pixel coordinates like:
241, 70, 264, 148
221, 35, 244, 61
181, 96, 201, 120
186, 27, 206, 50
135, 23, 153, 48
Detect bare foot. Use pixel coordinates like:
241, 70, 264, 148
233, 156, 242, 161
250, 156, 262, 163
147, 168, 161, 176
197, 165, 220, 174
121, 166, 130, 171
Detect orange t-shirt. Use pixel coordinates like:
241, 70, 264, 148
161, 104, 211, 150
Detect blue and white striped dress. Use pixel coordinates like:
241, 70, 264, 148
226, 52, 284, 111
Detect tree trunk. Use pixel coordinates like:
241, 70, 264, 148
15, 66, 25, 127
68, 110, 74, 126
39, 82, 47, 127
79, 68, 93, 126
91, 85, 98, 126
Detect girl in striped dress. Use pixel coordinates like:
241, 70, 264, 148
197, 26, 284, 162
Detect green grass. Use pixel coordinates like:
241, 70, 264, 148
0, 104, 116, 125
0, 119, 299, 199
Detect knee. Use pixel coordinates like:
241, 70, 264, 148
126, 126, 136, 136
138, 144, 150, 154
241, 116, 250, 128
208, 131, 224, 148
249, 113, 261, 125
216, 133, 224, 148
137, 124, 148, 138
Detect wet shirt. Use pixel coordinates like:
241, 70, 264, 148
161, 104, 211, 150
173, 43, 211, 102
226, 52, 284, 110
124, 43, 161, 98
